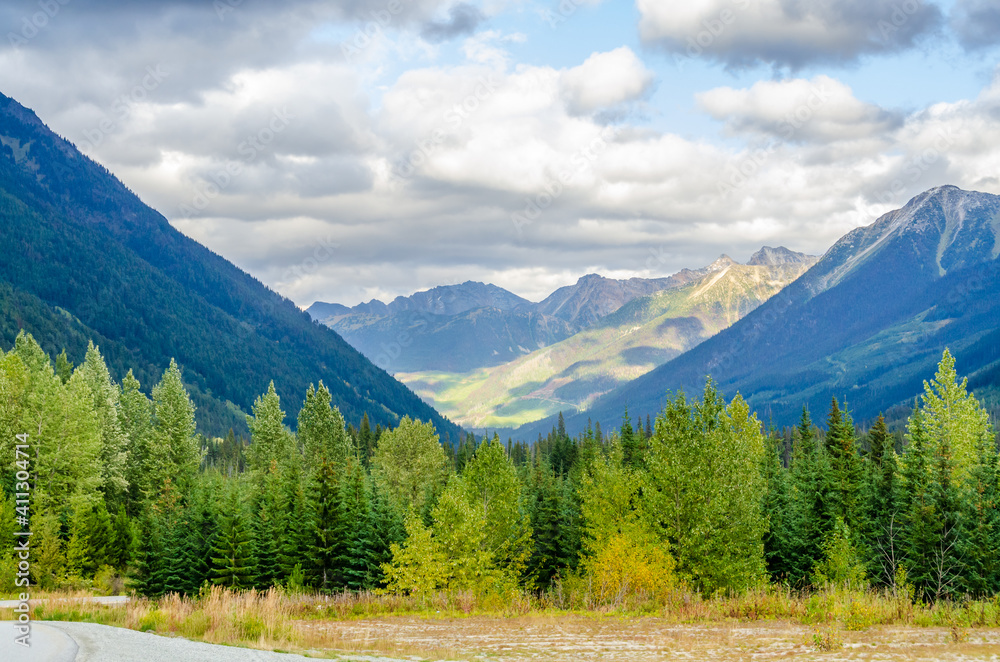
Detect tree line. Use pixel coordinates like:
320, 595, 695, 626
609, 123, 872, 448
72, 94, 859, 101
1, 330, 997, 604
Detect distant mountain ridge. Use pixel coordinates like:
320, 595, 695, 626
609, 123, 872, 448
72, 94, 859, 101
307, 251, 761, 374
398, 250, 816, 428
0, 90, 460, 440
540, 185, 1000, 438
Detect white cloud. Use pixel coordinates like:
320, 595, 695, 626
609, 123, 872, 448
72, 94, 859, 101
637, 0, 942, 69
696, 75, 903, 143
559, 47, 654, 115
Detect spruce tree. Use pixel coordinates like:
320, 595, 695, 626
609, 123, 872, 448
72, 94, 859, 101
108, 505, 134, 570
901, 407, 938, 598
130, 513, 165, 597
825, 398, 863, 530
298, 382, 351, 472
861, 420, 905, 589
120, 370, 154, 513
367, 475, 404, 588
305, 460, 348, 591
762, 432, 796, 582
526, 459, 563, 587
151, 360, 200, 492
788, 407, 833, 585
210, 487, 256, 590
79, 343, 129, 507
961, 428, 1000, 596
341, 459, 373, 590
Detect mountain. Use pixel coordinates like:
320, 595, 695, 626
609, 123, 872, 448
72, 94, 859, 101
307, 272, 718, 374
307, 282, 576, 373
0, 91, 460, 441
552, 186, 1000, 437
398, 251, 815, 428
534, 270, 707, 328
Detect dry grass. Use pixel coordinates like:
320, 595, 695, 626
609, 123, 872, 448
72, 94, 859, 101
5, 585, 1000, 660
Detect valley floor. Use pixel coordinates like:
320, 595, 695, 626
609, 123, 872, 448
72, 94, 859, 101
298, 616, 1000, 661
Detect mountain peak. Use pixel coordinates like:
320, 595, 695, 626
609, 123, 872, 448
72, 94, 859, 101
708, 255, 738, 270
747, 246, 815, 267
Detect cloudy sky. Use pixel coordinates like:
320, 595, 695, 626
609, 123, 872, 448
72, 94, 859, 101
2, 0, 999, 306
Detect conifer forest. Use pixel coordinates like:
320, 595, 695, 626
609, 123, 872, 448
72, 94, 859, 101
3, 329, 998, 608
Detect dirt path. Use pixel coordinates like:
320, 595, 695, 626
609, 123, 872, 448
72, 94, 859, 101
297, 616, 1000, 661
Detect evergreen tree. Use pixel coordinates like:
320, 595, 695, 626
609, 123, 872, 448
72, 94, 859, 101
78, 343, 129, 507
367, 475, 404, 588
620, 408, 642, 469
246, 381, 292, 475
55, 349, 72, 384
647, 382, 767, 594
130, 513, 165, 597
151, 359, 200, 492
298, 382, 351, 472
120, 370, 155, 512
108, 505, 134, 571
825, 397, 863, 530
787, 407, 833, 585
305, 460, 348, 591
762, 431, 796, 582
901, 407, 938, 598
961, 428, 1000, 596
210, 487, 256, 590
341, 459, 373, 590
862, 421, 905, 589
526, 459, 564, 587
358, 413, 375, 468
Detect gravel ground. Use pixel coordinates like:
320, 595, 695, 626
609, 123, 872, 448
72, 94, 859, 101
1, 621, 414, 662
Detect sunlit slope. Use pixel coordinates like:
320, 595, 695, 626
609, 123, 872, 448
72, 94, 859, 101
400, 260, 814, 428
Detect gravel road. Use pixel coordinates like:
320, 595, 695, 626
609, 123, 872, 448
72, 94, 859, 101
0, 621, 412, 661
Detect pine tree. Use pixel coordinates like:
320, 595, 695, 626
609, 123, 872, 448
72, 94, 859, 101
78, 343, 129, 507
120, 370, 154, 512
298, 382, 352, 472
210, 487, 256, 590
787, 407, 833, 586
151, 359, 200, 492
130, 513, 165, 597
108, 505, 134, 570
367, 475, 404, 588
305, 460, 348, 591
861, 421, 905, 589
246, 381, 292, 476
825, 397, 863, 530
961, 428, 1000, 596
762, 431, 796, 582
55, 349, 73, 384
341, 459, 373, 590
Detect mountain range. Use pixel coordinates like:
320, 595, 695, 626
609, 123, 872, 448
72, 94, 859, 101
0, 91, 460, 441
306, 268, 712, 373
543, 185, 1000, 437
396, 250, 816, 428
